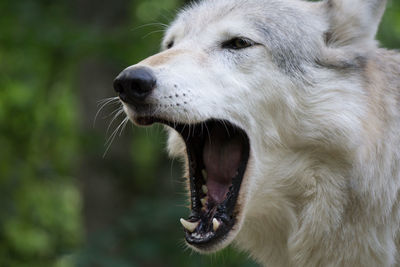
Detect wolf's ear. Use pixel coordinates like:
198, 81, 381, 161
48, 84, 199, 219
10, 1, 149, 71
324, 0, 387, 47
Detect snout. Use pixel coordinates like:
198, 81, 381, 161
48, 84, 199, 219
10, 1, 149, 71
113, 66, 156, 105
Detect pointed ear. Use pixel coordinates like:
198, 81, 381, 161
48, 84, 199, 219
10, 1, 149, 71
324, 0, 387, 46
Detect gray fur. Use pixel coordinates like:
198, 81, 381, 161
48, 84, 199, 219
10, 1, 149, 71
117, 0, 400, 266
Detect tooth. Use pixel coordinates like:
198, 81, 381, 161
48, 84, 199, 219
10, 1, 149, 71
212, 218, 221, 232
201, 197, 208, 206
202, 185, 208, 194
202, 169, 207, 181
192, 233, 201, 239
180, 218, 199, 232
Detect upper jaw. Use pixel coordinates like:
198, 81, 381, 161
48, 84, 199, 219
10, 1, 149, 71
123, 101, 207, 127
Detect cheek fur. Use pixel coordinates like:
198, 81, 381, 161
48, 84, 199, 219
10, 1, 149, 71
167, 129, 186, 158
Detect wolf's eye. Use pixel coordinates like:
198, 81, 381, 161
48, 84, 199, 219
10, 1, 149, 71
166, 40, 174, 49
222, 37, 254, 50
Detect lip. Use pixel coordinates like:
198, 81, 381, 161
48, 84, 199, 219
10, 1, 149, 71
134, 116, 250, 249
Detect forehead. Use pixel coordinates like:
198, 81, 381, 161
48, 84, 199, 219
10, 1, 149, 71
164, 0, 262, 41
164, 0, 317, 40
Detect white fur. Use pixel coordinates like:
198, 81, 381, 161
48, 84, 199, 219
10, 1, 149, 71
121, 0, 400, 265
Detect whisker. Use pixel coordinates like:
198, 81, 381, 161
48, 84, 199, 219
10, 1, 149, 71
204, 121, 212, 146
106, 105, 124, 119
97, 96, 119, 105
94, 97, 120, 127
220, 119, 231, 138
105, 117, 126, 145
103, 116, 128, 158
131, 22, 169, 32
106, 108, 124, 135
159, 10, 176, 23
142, 30, 167, 39
119, 117, 130, 136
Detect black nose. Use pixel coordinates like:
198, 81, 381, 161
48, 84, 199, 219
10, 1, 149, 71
113, 66, 156, 105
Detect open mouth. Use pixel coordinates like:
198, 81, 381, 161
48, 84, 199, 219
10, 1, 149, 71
135, 117, 250, 249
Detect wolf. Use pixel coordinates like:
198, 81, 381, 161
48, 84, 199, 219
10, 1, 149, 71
113, 0, 400, 266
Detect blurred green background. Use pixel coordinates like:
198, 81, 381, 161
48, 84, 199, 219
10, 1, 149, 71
0, 0, 399, 266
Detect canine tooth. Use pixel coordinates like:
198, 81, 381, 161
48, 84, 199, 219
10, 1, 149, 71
202, 169, 208, 180
201, 197, 208, 206
212, 218, 221, 232
202, 185, 208, 194
180, 218, 199, 232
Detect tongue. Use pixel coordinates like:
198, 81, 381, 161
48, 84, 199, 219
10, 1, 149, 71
203, 126, 243, 204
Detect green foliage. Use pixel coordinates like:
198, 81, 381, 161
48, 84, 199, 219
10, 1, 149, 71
0, 1, 82, 266
0, 0, 399, 266
378, 0, 400, 48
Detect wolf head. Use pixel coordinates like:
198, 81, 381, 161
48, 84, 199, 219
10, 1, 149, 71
114, 0, 386, 255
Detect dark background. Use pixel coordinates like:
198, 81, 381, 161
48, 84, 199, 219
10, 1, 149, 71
0, 0, 399, 266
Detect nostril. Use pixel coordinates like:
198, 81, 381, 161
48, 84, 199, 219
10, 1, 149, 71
114, 83, 123, 94
113, 77, 125, 93
131, 79, 155, 99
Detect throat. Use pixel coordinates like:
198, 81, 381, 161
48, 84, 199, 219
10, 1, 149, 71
203, 125, 244, 204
